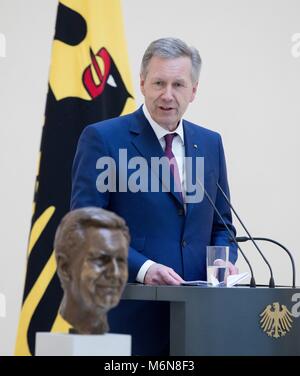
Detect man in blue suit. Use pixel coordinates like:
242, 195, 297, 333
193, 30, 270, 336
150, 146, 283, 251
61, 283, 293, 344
71, 37, 238, 355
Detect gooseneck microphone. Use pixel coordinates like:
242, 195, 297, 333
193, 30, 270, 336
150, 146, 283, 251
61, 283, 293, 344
236, 236, 296, 288
196, 179, 256, 287
216, 183, 275, 288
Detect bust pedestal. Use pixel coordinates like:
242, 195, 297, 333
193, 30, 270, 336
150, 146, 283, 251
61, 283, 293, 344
35, 332, 131, 356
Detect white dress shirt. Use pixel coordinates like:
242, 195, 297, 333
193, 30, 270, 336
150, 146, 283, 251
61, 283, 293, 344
136, 104, 186, 283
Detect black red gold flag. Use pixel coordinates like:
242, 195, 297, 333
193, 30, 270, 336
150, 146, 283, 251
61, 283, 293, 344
15, 0, 135, 356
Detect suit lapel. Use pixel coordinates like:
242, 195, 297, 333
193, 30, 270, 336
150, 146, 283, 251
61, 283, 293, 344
130, 107, 164, 162
130, 107, 183, 206
183, 120, 207, 216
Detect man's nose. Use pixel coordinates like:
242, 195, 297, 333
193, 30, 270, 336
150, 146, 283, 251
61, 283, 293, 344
106, 258, 120, 277
161, 85, 174, 101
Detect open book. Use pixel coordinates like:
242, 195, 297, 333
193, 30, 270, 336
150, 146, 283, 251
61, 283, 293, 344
181, 272, 249, 287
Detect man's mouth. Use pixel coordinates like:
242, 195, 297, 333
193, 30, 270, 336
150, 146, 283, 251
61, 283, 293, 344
96, 284, 120, 290
159, 106, 174, 112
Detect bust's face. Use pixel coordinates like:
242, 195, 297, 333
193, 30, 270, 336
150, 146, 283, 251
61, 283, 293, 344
70, 227, 128, 311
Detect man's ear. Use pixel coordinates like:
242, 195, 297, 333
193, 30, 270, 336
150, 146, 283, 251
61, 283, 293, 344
56, 253, 72, 282
190, 81, 199, 103
140, 73, 145, 96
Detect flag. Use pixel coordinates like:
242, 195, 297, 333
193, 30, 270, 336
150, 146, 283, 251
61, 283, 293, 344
15, 0, 135, 356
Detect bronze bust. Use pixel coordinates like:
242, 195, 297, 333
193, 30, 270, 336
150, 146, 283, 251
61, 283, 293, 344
54, 207, 130, 334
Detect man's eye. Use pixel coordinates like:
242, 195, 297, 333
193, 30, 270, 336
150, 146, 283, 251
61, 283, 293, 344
174, 82, 182, 87
93, 259, 103, 266
93, 256, 110, 266
154, 81, 162, 86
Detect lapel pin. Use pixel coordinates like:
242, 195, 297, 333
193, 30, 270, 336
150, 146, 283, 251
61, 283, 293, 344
193, 144, 198, 149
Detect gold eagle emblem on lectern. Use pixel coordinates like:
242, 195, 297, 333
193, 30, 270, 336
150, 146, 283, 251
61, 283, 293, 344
260, 302, 293, 338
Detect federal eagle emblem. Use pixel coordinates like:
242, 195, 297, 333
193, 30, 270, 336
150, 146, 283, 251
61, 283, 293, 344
260, 302, 294, 338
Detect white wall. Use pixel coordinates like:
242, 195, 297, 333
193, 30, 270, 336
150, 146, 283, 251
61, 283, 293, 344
0, 0, 299, 355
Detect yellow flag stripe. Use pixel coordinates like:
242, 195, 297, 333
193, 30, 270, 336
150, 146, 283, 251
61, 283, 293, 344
27, 206, 55, 257
51, 312, 71, 333
15, 251, 57, 356
32, 151, 42, 216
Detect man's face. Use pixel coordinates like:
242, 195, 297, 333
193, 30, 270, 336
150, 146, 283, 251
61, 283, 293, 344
70, 227, 128, 312
140, 56, 198, 131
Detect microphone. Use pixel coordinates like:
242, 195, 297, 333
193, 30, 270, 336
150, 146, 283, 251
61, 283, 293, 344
195, 178, 256, 287
216, 182, 275, 288
236, 236, 296, 288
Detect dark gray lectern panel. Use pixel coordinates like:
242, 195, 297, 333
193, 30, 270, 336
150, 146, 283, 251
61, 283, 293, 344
123, 284, 300, 356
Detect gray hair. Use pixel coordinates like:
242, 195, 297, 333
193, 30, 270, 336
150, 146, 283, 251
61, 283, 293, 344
140, 37, 202, 83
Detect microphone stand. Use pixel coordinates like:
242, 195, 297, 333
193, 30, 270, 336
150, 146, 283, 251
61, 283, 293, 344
217, 183, 275, 288
196, 179, 256, 287
236, 236, 296, 288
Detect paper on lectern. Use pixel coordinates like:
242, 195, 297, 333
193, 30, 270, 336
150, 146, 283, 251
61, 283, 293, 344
181, 272, 249, 287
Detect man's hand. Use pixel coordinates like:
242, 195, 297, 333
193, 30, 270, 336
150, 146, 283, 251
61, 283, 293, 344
144, 263, 184, 285
228, 261, 239, 275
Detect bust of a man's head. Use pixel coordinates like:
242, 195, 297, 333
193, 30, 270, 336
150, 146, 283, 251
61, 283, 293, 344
54, 207, 130, 334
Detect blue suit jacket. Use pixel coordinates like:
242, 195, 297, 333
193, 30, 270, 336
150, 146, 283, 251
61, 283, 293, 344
71, 106, 237, 355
